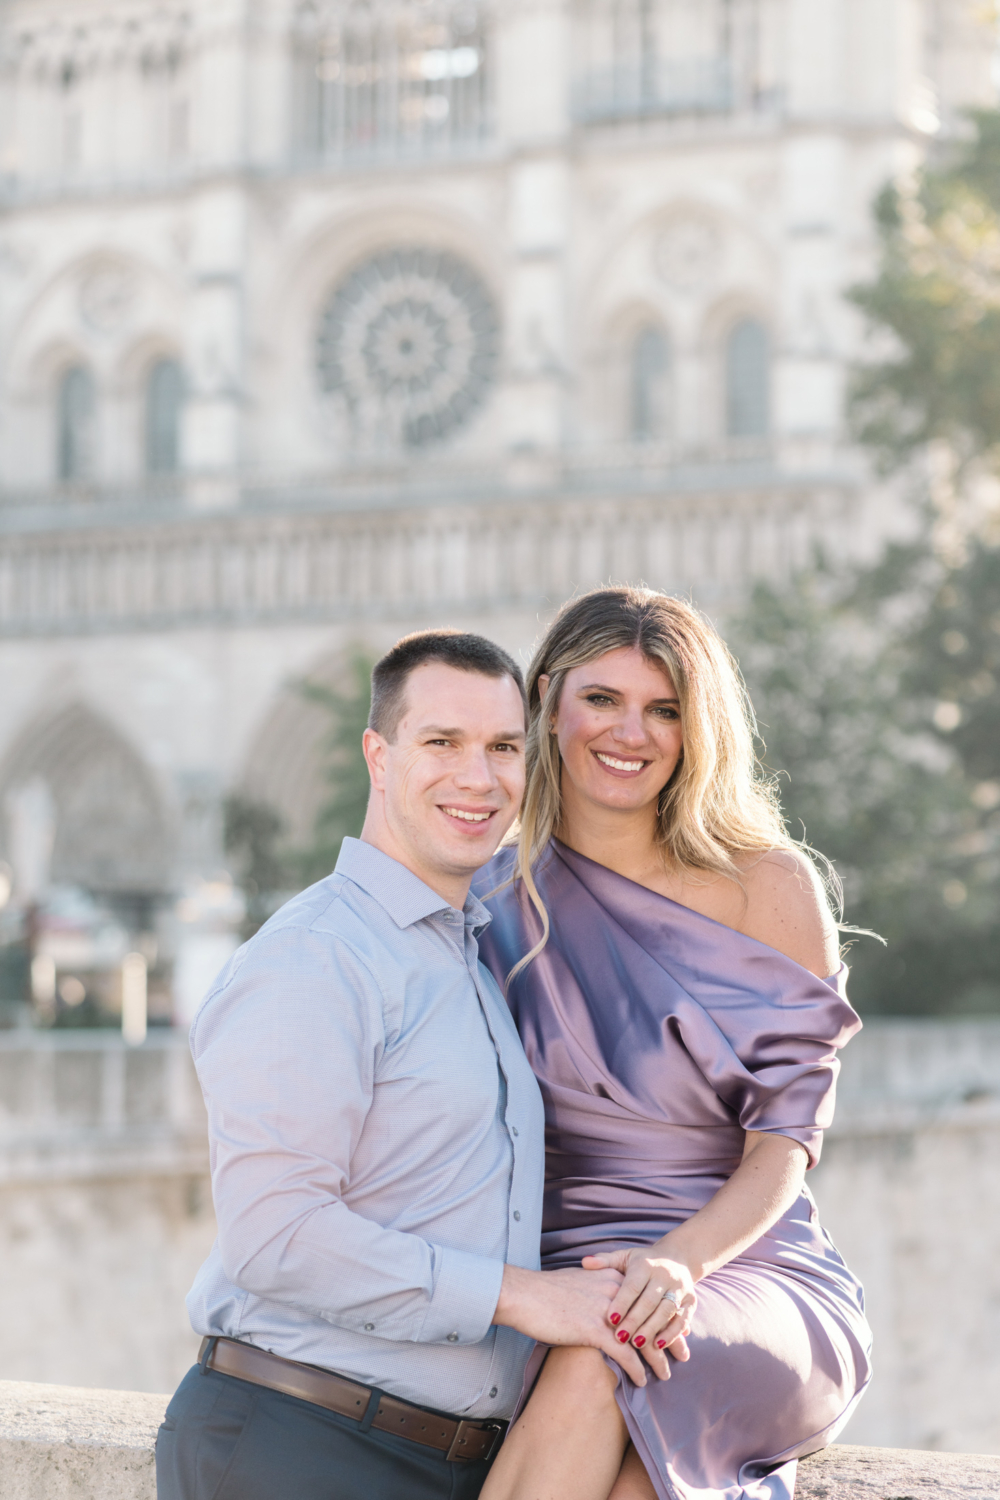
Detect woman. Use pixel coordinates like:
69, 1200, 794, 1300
475, 586, 872, 1500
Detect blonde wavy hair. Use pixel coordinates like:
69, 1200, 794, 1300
508, 585, 820, 980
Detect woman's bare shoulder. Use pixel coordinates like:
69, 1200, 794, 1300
734, 848, 840, 978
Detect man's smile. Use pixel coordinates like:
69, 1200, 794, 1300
440, 805, 497, 823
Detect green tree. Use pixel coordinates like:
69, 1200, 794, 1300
295, 651, 375, 886
729, 108, 1000, 1014
223, 794, 288, 940
849, 110, 1000, 472
731, 539, 1000, 1015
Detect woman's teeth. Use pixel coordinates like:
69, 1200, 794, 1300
443, 808, 493, 822
596, 752, 645, 772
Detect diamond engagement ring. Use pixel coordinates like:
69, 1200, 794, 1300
661, 1289, 680, 1308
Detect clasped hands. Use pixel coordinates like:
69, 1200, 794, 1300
495, 1240, 696, 1386
581, 1243, 696, 1382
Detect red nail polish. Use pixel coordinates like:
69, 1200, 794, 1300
633, 1334, 645, 1348
610, 1312, 621, 1326
616, 1329, 629, 1343
655, 1338, 666, 1349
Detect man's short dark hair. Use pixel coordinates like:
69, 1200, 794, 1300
369, 631, 527, 741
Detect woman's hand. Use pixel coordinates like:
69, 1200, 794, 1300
582, 1244, 696, 1377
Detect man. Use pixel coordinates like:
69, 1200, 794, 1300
157, 630, 644, 1500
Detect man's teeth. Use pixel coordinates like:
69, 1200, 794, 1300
596, 752, 645, 772
443, 808, 493, 822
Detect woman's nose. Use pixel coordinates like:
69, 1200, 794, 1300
612, 712, 648, 747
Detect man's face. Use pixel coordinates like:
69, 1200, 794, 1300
363, 662, 526, 896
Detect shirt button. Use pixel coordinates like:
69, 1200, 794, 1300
512, 1210, 521, 1221
447, 1332, 459, 1343
364, 1322, 374, 1331
511, 1126, 519, 1137
489, 1387, 498, 1398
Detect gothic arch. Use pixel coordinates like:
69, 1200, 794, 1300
240, 647, 374, 847
0, 702, 172, 895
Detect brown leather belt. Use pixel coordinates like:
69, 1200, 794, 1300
198, 1337, 506, 1464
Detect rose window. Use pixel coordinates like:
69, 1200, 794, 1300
316, 247, 499, 448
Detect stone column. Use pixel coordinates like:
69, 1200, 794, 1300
182, 0, 250, 506
495, 0, 572, 473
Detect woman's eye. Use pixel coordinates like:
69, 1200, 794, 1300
585, 694, 614, 707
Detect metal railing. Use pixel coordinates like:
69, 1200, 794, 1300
573, 0, 781, 124
292, 0, 493, 164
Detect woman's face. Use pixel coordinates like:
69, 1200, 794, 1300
543, 646, 684, 820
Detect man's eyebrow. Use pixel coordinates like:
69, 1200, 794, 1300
417, 725, 526, 741
576, 682, 680, 703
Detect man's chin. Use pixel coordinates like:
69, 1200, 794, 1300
436, 822, 510, 873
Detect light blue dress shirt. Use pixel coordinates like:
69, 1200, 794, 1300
186, 838, 545, 1419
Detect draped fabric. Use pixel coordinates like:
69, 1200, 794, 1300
475, 841, 873, 1500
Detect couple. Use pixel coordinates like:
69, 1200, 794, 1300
157, 586, 872, 1500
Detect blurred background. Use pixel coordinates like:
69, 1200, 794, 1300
0, 0, 998, 1455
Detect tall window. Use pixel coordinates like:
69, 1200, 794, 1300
57, 365, 96, 480
145, 358, 184, 474
294, 0, 491, 161
725, 318, 769, 438
631, 325, 671, 441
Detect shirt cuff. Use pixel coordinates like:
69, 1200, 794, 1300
420, 1245, 506, 1346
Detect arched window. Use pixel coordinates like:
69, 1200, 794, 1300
145, 358, 184, 474
725, 318, 769, 437
57, 365, 96, 480
631, 324, 671, 441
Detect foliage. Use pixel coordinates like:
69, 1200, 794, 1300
223, 652, 375, 933
223, 794, 288, 940
848, 111, 1000, 471
731, 540, 1000, 1016
294, 651, 375, 887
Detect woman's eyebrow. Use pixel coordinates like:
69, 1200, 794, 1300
577, 682, 680, 703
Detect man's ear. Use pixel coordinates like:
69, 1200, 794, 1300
362, 728, 388, 791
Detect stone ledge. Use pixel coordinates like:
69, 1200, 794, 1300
0, 1380, 164, 1500
1, 1380, 998, 1499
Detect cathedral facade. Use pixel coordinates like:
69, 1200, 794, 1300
0, 0, 993, 1001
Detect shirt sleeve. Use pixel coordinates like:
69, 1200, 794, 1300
190, 921, 505, 1346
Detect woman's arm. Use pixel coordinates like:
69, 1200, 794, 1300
584, 1132, 807, 1378
664, 1130, 809, 1281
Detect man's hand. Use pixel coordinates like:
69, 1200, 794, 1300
492, 1264, 649, 1385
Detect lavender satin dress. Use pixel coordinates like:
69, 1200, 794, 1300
475, 841, 872, 1500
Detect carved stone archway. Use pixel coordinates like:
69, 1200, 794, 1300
0, 703, 171, 897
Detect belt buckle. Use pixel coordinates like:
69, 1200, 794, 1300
446, 1419, 503, 1463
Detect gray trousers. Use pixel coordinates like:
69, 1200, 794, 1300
155, 1364, 498, 1500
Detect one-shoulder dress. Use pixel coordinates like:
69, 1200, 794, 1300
475, 840, 872, 1500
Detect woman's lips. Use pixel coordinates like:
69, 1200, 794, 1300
593, 750, 647, 774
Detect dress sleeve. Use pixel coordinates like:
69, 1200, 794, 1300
683, 961, 860, 1169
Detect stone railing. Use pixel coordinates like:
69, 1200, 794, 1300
0, 1029, 207, 1185
1, 1380, 998, 1500
0, 482, 856, 637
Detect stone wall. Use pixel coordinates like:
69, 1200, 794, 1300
811, 1019, 1000, 1454
0, 1031, 213, 1395
0, 1019, 997, 1455
1, 1380, 999, 1500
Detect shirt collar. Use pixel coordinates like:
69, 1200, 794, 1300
335, 837, 493, 936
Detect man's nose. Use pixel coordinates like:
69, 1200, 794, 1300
453, 747, 496, 790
